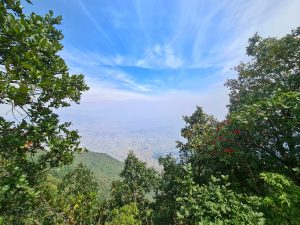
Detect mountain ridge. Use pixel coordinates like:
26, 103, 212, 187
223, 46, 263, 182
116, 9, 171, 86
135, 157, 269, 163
50, 151, 124, 198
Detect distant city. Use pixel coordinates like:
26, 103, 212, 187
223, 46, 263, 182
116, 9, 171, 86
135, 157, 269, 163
78, 122, 182, 167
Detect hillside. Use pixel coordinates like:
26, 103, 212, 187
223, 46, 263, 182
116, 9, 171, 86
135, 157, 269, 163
50, 151, 124, 198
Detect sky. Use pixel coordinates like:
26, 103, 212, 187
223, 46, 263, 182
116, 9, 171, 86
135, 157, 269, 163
24, 0, 300, 136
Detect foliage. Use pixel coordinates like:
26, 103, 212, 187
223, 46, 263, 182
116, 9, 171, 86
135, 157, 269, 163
175, 165, 264, 225
104, 203, 142, 225
120, 151, 158, 199
109, 151, 158, 205
20, 164, 100, 225
55, 164, 99, 225
224, 27, 300, 191
226, 27, 300, 113
101, 151, 158, 224
152, 154, 184, 225
230, 90, 300, 184
0, 0, 88, 220
260, 172, 300, 225
177, 106, 218, 166
176, 105, 260, 193
50, 152, 124, 199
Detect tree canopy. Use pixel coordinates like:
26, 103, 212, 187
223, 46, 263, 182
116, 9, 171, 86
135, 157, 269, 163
0, 0, 88, 221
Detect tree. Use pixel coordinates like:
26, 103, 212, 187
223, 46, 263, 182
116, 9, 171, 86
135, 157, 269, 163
153, 155, 185, 225
56, 164, 99, 225
175, 28, 300, 195
226, 27, 300, 113
0, 0, 88, 220
177, 106, 219, 184
230, 91, 300, 184
104, 203, 142, 225
225, 27, 300, 186
110, 151, 158, 206
102, 151, 158, 225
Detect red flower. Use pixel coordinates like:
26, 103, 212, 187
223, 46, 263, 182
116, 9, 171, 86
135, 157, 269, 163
224, 148, 235, 153
233, 129, 241, 135
212, 141, 216, 145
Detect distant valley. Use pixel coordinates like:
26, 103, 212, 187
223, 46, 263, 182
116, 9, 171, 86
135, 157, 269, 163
78, 124, 182, 167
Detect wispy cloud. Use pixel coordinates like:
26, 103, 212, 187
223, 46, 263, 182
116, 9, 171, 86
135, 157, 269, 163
188, 0, 300, 74
60, 48, 153, 100
105, 69, 153, 92
49, 0, 300, 118
76, 0, 112, 46
83, 83, 153, 102
136, 45, 183, 69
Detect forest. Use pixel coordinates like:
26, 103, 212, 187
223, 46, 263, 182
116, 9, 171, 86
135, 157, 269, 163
0, 1, 300, 224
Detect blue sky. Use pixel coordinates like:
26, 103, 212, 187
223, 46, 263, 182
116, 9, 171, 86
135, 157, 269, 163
25, 0, 300, 132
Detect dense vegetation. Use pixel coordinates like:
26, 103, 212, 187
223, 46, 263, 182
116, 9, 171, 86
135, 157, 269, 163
49, 152, 124, 199
1, 1, 300, 224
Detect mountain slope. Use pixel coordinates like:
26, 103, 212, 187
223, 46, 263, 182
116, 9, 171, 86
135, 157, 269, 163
50, 151, 124, 198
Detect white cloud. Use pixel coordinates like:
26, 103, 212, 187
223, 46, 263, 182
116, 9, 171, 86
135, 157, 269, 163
113, 54, 125, 65
105, 69, 153, 92
164, 46, 183, 69
137, 45, 183, 69
83, 86, 153, 102
60, 49, 111, 71
60, 48, 153, 93
215, 0, 300, 73
164, 0, 300, 73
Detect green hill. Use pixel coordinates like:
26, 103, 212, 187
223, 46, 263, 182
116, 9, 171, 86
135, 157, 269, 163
50, 151, 124, 198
